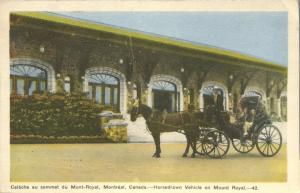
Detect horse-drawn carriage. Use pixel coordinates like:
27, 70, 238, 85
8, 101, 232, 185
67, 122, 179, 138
130, 95, 282, 159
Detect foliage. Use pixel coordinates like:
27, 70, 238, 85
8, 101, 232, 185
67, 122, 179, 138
10, 134, 112, 144
10, 92, 104, 136
103, 126, 127, 143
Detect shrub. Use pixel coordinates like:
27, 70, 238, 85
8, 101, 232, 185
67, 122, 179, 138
10, 92, 105, 136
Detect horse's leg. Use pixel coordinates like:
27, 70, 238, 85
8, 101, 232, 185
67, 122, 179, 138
190, 129, 198, 158
182, 131, 190, 157
151, 132, 157, 157
190, 137, 197, 158
151, 132, 161, 158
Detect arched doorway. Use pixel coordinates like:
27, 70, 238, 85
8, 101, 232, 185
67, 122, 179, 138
152, 80, 178, 112
84, 67, 126, 113
10, 58, 56, 95
244, 90, 263, 99
244, 87, 266, 101
200, 82, 228, 111
148, 75, 183, 112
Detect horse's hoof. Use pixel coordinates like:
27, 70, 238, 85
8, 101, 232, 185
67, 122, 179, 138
152, 153, 160, 158
182, 154, 187, 157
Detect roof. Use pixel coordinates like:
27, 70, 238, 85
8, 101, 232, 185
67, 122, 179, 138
11, 12, 287, 74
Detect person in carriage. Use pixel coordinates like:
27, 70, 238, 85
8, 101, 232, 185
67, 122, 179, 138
242, 107, 256, 136
232, 95, 268, 137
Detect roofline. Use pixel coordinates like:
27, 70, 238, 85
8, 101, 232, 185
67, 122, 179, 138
10, 12, 287, 73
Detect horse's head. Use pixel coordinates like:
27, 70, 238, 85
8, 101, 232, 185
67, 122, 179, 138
130, 99, 140, 122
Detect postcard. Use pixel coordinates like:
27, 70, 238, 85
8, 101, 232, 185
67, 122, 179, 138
0, 0, 299, 193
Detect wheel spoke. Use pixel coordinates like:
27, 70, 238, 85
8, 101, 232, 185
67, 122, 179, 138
270, 128, 276, 138
244, 144, 250, 151
263, 144, 268, 153
270, 143, 279, 151
215, 146, 221, 157
271, 133, 279, 139
212, 146, 216, 157
258, 137, 267, 141
238, 143, 243, 151
272, 137, 281, 141
272, 142, 281, 145
269, 144, 274, 154
260, 143, 267, 152
218, 143, 229, 147
217, 144, 226, 152
257, 141, 266, 144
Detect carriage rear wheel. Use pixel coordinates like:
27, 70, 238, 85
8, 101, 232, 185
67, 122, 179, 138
202, 130, 230, 158
255, 124, 282, 157
232, 138, 255, 153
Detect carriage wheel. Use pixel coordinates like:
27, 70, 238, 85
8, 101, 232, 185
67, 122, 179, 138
232, 138, 255, 153
194, 135, 205, 155
202, 130, 230, 158
194, 127, 214, 155
255, 124, 282, 157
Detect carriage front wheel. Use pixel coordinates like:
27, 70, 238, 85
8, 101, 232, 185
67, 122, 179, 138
255, 124, 282, 157
202, 130, 230, 158
232, 138, 255, 153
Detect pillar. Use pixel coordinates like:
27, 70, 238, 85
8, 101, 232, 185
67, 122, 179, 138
266, 97, 271, 115
276, 98, 281, 118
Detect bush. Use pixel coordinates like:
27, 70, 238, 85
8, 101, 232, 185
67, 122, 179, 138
10, 92, 104, 136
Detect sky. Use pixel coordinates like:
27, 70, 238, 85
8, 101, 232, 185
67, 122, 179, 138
52, 12, 288, 66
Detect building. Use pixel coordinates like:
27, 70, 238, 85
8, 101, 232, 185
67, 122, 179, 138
10, 12, 287, 120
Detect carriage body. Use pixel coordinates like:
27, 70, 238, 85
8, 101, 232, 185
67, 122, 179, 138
195, 95, 283, 158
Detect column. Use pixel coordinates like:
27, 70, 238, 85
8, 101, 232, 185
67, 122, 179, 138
276, 98, 281, 119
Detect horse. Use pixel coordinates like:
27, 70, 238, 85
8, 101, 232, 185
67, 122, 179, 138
130, 100, 199, 158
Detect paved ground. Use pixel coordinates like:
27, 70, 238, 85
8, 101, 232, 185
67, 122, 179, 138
11, 143, 286, 182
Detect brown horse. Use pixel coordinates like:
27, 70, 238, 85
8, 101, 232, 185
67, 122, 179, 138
130, 100, 200, 158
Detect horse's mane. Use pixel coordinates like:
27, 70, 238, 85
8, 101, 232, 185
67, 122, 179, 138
139, 104, 153, 120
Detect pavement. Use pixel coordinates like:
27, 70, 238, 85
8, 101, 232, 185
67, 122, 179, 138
11, 143, 286, 182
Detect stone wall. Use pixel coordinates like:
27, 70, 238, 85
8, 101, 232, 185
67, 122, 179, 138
10, 14, 287, 117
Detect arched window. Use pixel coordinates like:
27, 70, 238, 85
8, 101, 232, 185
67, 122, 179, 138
152, 81, 176, 91
88, 73, 120, 109
152, 80, 178, 112
244, 91, 263, 99
148, 74, 183, 112
10, 64, 47, 95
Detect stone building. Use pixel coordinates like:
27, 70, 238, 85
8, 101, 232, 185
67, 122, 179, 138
10, 12, 287, 120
